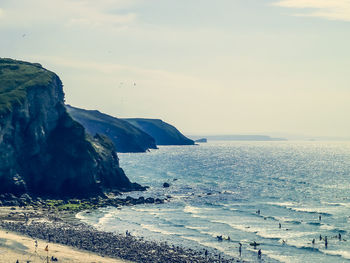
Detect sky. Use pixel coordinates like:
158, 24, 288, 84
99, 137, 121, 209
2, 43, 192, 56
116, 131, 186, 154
0, 0, 349, 138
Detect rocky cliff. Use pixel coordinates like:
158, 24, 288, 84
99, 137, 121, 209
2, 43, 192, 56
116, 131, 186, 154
123, 118, 195, 146
66, 105, 157, 153
0, 58, 143, 198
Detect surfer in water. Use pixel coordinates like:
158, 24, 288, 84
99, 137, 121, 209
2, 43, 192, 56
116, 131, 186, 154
239, 242, 242, 257
252, 241, 258, 249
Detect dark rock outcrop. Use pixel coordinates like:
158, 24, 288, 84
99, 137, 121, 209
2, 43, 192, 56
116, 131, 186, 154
123, 118, 194, 146
66, 105, 157, 153
195, 138, 207, 143
0, 58, 143, 198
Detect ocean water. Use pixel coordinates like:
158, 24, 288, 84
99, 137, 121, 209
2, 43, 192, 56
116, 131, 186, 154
77, 141, 350, 262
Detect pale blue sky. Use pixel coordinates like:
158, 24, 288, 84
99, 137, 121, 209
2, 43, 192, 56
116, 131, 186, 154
0, 0, 349, 137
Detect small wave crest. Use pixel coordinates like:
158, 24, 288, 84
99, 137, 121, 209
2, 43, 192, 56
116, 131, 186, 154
140, 224, 178, 236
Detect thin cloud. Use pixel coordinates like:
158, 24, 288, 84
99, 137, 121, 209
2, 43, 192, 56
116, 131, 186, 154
273, 0, 350, 21
0, 0, 138, 29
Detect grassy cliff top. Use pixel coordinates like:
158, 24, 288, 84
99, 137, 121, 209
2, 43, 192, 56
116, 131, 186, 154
0, 58, 56, 114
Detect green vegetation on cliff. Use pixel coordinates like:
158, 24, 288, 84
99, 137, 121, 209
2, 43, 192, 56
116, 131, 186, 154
0, 58, 55, 114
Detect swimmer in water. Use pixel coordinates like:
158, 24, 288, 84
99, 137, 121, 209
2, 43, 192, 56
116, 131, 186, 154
258, 249, 262, 259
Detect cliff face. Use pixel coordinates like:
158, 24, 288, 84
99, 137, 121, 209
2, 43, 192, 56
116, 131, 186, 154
123, 118, 195, 146
0, 59, 143, 198
66, 105, 157, 153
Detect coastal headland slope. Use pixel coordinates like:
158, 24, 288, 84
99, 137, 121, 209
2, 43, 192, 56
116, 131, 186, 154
66, 105, 157, 153
123, 118, 195, 146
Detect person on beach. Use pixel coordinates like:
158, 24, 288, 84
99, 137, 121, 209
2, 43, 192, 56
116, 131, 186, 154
258, 249, 262, 259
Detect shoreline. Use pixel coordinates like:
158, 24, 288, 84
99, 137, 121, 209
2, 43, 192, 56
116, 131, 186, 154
0, 199, 243, 263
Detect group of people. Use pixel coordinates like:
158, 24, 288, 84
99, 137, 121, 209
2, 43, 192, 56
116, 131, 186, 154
215, 234, 263, 259
212, 211, 347, 260
312, 233, 343, 249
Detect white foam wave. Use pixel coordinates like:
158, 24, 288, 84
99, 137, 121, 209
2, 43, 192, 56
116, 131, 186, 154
140, 224, 177, 236
75, 211, 86, 220
321, 249, 350, 260
320, 224, 336, 231
267, 202, 332, 215
181, 235, 203, 243
321, 201, 350, 208
289, 207, 330, 214
132, 207, 161, 212
267, 201, 299, 207
211, 219, 316, 241
183, 205, 201, 214
97, 210, 120, 226
262, 250, 293, 263
184, 225, 208, 231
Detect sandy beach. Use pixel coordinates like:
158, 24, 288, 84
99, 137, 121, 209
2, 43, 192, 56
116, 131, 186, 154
0, 229, 132, 263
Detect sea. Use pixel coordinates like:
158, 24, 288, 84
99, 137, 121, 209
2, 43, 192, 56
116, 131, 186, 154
77, 141, 350, 262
